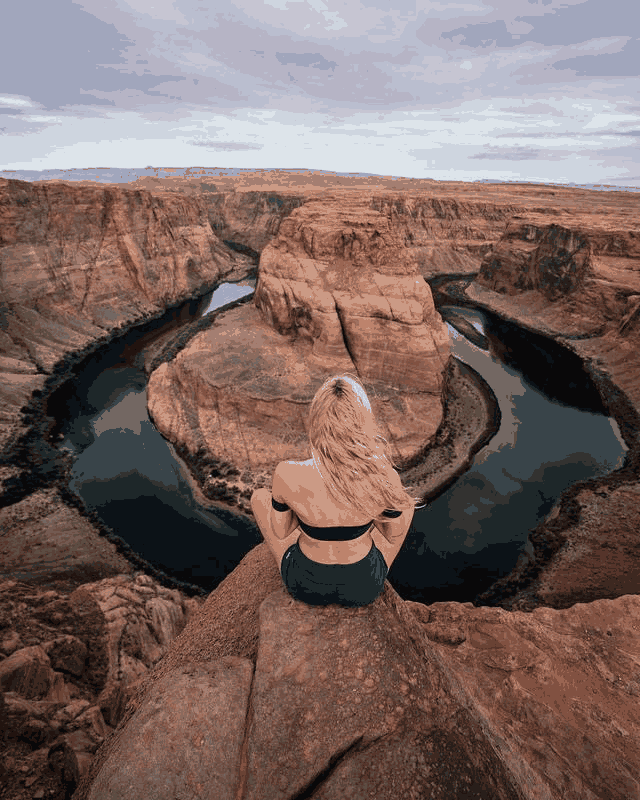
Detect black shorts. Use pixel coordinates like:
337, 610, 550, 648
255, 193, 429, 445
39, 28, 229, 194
280, 540, 389, 607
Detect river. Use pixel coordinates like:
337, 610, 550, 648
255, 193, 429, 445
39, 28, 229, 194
47, 280, 627, 603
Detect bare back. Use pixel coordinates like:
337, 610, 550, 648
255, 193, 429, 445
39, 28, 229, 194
280, 459, 404, 566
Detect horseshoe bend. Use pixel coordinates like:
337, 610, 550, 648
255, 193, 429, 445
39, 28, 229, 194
0, 172, 639, 800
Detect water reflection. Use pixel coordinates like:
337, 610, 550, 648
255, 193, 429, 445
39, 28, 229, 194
54, 281, 257, 588
388, 307, 627, 603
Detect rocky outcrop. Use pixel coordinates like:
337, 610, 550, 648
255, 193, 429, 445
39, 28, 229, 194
0, 573, 204, 797
2, 174, 640, 800
254, 197, 450, 389
0, 489, 134, 587
73, 543, 640, 800
0, 177, 254, 597
465, 214, 640, 609
0, 177, 246, 457
146, 197, 454, 506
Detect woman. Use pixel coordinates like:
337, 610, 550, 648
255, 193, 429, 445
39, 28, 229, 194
250, 373, 423, 607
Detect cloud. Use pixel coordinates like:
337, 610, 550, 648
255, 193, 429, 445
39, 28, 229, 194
0, 0, 637, 188
4, 2, 131, 109
551, 39, 640, 77
192, 141, 263, 150
275, 52, 338, 70
495, 130, 640, 138
470, 147, 547, 161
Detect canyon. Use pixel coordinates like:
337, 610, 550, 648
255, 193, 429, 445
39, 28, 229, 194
0, 171, 639, 799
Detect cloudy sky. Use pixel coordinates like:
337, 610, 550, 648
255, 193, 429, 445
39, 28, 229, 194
1, 0, 639, 187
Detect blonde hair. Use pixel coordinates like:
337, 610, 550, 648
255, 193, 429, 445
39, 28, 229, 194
307, 373, 423, 523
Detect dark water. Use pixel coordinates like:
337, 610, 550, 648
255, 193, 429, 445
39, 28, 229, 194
48, 285, 627, 602
48, 281, 261, 589
388, 306, 626, 604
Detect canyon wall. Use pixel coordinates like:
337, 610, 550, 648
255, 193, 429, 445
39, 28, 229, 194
1, 175, 639, 799
146, 196, 453, 506
0, 178, 246, 457
254, 196, 450, 390
0, 177, 249, 586
466, 212, 640, 609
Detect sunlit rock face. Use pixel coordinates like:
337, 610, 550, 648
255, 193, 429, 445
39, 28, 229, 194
146, 197, 452, 496
254, 197, 450, 392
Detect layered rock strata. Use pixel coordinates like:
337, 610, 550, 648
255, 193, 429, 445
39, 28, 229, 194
254, 198, 450, 389
146, 198, 452, 503
1, 176, 639, 800
74, 544, 640, 800
465, 214, 640, 609
0, 177, 251, 590
0, 177, 245, 457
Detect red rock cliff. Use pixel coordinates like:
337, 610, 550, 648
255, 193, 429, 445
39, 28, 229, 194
0, 178, 241, 454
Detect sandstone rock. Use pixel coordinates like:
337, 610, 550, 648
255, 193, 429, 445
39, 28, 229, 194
0, 176, 245, 460
421, 595, 640, 800
3, 175, 640, 800
85, 658, 254, 800
465, 213, 640, 609
80, 586, 522, 800
76, 552, 640, 800
0, 489, 135, 587
0, 645, 56, 700
41, 636, 88, 678
0, 629, 23, 656
147, 302, 450, 499
472, 214, 640, 330
65, 572, 203, 728
2, 692, 60, 746
254, 197, 450, 390
0, 573, 203, 798
147, 197, 458, 505
47, 739, 81, 800
205, 190, 305, 252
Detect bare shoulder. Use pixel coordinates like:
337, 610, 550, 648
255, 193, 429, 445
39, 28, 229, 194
272, 460, 303, 497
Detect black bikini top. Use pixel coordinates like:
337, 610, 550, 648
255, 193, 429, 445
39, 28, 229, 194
271, 497, 402, 541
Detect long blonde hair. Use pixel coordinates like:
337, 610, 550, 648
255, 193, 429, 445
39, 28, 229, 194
307, 373, 423, 523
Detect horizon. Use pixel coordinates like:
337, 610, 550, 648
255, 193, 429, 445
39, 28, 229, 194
1, 165, 638, 194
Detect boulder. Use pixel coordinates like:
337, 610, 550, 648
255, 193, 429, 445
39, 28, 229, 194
74, 547, 640, 800
0, 572, 204, 796
79, 584, 522, 800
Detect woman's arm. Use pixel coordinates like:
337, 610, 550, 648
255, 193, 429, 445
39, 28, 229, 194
270, 463, 300, 540
373, 507, 414, 543
270, 503, 299, 540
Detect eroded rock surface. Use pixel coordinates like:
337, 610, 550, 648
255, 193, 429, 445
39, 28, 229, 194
0, 175, 249, 595
255, 197, 450, 390
74, 544, 640, 800
0, 177, 244, 456
147, 197, 453, 503
2, 175, 640, 799
466, 214, 640, 609
0, 489, 134, 587
0, 573, 204, 798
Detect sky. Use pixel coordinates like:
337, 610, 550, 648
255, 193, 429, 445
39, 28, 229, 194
1, 0, 639, 189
